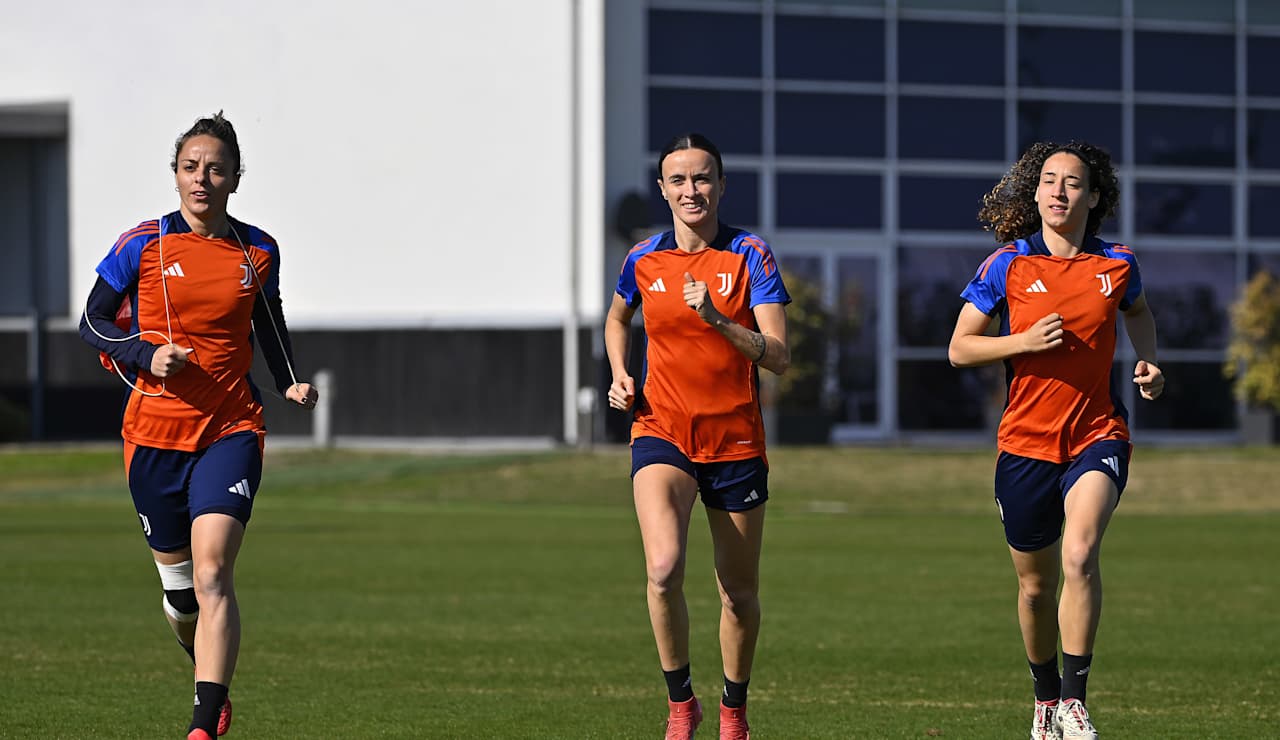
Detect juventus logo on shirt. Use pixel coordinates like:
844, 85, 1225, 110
1096, 273, 1114, 296
717, 272, 733, 297
239, 263, 253, 289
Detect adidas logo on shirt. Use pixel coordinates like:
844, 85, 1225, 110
228, 478, 252, 499
649, 278, 667, 292
1025, 279, 1048, 293
163, 263, 186, 278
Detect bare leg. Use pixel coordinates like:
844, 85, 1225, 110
1059, 471, 1118, 655
1008, 544, 1061, 664
706, 505, 766, 683
190, 513, 245, 685
632, 464, 700, 671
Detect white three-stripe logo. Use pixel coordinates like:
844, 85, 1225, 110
163, 263, 185, 278
228, 478, 252, 499
1101, 456, 1119, 476
649, 278, 666, 292
1096, 273, 1113, 296
1026, 279, 1048, 293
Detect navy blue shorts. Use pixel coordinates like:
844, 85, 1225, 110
994, 438, 1131, 552
631, 436, 768, 512
124, 431, 263, 552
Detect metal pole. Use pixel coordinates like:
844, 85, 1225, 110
563, 0, 582, 446
312, 368, 334, 448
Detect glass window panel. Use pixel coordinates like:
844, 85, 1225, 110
837, 256, 880, 425
1133, 361, 1236, 430
1017, 101, 1123, 162
778, 173, 881, 229
1135, 31, 1235, 95
1250, 186, 1280, 237
1250, 0, 1280, 25
1019, 0, 1121, 15
648, 88, 762, 155
1135, 183, 1232, 236
1247, 251, 1280, 276
777, 0, 884, 6
1018, 26, 1121, 90
776, 16, 884, 82
775, 255, 826, 417
1134, 0, 1234, 22
1247, 109, 1280, 170
1247, 36, 1280, 96
897, 245, 994, 346
1134, 105, 1234, 167
899, 22, 1004, 86
899, 176, 993, 231
898, 361, 994, 430
1131, 250, 1235, 350
648, 11, 761, 78
899, 97, 1003, 160
776, 93, 885, 158
901, 0, 1004, 10
648, 169, 760, 229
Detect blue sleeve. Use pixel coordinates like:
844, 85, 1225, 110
95, 224, 151, 293
960, 251, 1011, 316
616, 245, 645, 309
1119, 250, 1143, 310
250, 226, 282, 299
78, 276, 158, 372
741, 235, 791, 308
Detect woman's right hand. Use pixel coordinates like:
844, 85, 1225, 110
150, 343, 190, 377
608, 374, 636, 411
1020, 313, 1064, 354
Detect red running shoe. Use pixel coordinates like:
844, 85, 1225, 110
719, 702, 750, 740
665, 696, 703, 740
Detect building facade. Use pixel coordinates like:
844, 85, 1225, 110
2, 0, 1278, 443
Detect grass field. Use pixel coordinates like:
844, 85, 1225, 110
1, 444, 1277, 738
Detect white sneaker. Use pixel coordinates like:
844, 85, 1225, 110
1054, 698, 1098, 739
1031, 700, 1061, 740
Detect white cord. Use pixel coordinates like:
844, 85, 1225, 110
82, 219, 174, 397
84, 216, 302, 400
226, 222, 301, 393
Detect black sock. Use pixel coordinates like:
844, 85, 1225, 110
722, 676, 749, 708
189, 681, 228, 734
663, 664, 693, 703
1061, 652, 1093, 704
177, 638, 195, 664
1028, 656, 1061, 703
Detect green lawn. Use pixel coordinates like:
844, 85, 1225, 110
0, 446, 1276, 738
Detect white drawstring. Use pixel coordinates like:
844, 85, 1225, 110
84, 216, 301, 400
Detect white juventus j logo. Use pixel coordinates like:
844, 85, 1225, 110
138, 513, 152, 536
1096, 273, 1114, 297
240, 263, 253, 289
717, 272, 733, 297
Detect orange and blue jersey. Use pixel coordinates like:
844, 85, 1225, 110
83, 212, 292, 452
616, 224, 790, 463
961, 232, 1143, 463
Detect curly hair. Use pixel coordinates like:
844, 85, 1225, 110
978, 140, 1118, 243
170, 110, 243, 177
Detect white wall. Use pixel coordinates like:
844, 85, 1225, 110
0, 0, 604, 328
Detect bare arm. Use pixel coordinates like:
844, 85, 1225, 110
682, 273, 790, 375
948, 302, 1064, 368
605, 292, 638, 411
1123, 291, 1164, 400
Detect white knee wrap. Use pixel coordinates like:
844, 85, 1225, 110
155, 559, 197, 623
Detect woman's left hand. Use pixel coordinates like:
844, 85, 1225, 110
286, 382, 319, 409
1133, 360, 1164, 401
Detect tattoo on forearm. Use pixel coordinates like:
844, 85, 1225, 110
751, 332, 768, 363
